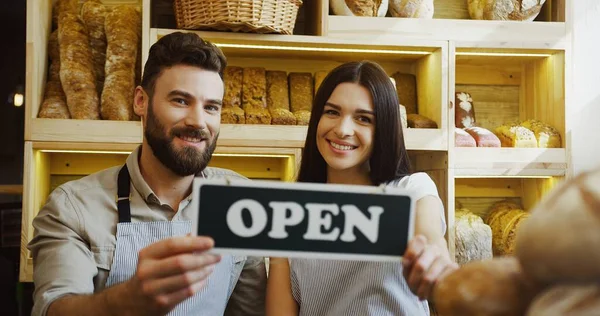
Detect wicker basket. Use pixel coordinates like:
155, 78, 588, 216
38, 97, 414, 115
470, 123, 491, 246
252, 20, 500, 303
173, 0, 303, 35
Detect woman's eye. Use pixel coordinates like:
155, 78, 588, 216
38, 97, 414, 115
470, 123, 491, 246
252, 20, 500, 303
324, 109, 338, 115
206, 105, 219, 112
358, 116, 372, 123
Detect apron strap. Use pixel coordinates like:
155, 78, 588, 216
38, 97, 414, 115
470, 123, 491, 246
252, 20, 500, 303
117, 164, 132, 223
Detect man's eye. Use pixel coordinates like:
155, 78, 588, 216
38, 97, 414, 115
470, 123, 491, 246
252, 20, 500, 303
173, 98, 187, 105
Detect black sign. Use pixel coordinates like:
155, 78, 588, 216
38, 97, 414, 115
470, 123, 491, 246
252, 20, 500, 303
190, 179, 416, 261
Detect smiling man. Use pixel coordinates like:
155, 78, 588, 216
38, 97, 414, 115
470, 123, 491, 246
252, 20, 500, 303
27, 32, 266, 316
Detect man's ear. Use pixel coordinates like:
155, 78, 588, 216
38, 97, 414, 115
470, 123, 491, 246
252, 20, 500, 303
133, 86, 148, 120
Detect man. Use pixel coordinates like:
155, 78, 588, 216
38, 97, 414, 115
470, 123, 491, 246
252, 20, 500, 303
28, 32, 266, 316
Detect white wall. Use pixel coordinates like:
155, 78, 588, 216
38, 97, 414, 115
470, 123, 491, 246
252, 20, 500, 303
570, 0, 600, 176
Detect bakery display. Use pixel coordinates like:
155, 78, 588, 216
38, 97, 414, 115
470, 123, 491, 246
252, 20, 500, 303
221, 107, 245, 124
520, 119, 562, 148
455, 92, 476, 128
468, 0, 547, 21
407, 114, 437, 128
455, 128, 476, 147
242, 67, 271, 124
454, 209, 493, 265
267, 71, 296, 125
388, 0, 434, 18
58, 12, 100, 120
330, 0, 389, 17
38, 30, 70, 119
464, 126, 501, 147
515, 167, 600, 284
391, 72, 417, 114
294, 110, 311, 126
101, 5, 141, 121
495, 124, 538, 148
433, 257, 541, 316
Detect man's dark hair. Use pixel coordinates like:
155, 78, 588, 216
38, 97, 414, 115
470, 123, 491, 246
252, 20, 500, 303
140, 32, 227, 97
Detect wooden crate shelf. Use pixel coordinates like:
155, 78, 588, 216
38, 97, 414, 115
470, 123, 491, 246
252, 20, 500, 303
453, 148, 567, 177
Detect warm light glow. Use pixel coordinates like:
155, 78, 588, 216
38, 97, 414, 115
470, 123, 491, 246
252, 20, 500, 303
13, 93, 23, 107
455, 52, 552, 57
212, 153, 292, 158
38, 149, 291, 158
454, 175, 554, 179
214, 43, 432, 56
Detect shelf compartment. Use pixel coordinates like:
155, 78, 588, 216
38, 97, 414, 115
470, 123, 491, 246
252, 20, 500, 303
19, 141, 302, 282
453, 148, 567, 177
152, 28, 449, 151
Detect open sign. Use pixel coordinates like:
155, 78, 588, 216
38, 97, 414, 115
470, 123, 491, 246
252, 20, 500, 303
190, 178, 416, 261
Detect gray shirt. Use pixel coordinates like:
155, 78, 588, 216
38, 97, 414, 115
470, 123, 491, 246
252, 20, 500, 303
27, 146, 267, 316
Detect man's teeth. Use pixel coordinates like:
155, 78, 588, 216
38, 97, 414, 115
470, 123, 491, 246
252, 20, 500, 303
330, 142, 355, 151
181, 136, 201, 142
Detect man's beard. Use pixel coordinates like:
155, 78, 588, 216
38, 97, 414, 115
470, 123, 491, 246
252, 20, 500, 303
144, 102, 218, 176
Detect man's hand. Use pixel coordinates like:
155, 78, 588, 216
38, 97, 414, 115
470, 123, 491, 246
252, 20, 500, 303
121, 236, 222, 315
402, 235, 458, 301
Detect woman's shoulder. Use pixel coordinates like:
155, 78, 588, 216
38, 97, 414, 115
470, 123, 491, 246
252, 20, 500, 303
387, 172, 436, 189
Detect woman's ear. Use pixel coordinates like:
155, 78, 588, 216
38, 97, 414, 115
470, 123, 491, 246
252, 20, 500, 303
133, 86, 148, 120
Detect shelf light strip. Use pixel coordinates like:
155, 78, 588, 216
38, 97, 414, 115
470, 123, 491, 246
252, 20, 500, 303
38, 150, 291, 158
455, 52, 552, 57
214, 43, 432, 55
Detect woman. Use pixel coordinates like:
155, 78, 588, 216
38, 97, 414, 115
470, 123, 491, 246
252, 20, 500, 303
266, 61, 457, 315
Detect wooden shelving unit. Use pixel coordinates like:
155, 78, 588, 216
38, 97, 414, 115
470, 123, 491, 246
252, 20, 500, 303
20, 0, 572, 281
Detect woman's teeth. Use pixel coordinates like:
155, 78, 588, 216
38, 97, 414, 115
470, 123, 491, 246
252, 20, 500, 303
330, 141, 355, 151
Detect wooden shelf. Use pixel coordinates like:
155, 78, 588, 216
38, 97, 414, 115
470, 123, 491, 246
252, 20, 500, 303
0, 185, 23, 195
453, 148, 567, 177
326, 16, 568, 50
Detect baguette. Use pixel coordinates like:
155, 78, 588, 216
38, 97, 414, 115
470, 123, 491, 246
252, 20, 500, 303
58, 12, 100, 120
81, 0, 107, 97
39, 30, 70, 119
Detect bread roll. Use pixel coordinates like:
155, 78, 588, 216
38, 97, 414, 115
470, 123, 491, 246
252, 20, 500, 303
455, 209, 493, 265
455, 128, 476, 147
520, 119, 561, 148
289, 72, 313, 113
515, 167, 600, 284
58, 12, 100, 120
224, 66, 243, 108
330, 0, 388, 17
314, 70, 327, 95
243, 67, 267, 111
495, 125, 537, 148
407, 114, 437, 128
246, 108, 271, 125
464, 126, 501, 147
39, 30, 70, 119
221, 107, 245, 124
294, 110, 311, 126
391, 72, 417, 114
101, 6, 141, 121
526, 284, 600, 316
389, 0, 434, 18
468, 0, 547, 21
433, 257, 541, 316
81, 0, 107, 97
455, 92, 476, 128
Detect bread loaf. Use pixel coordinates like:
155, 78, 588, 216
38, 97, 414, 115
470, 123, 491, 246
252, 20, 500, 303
330, 0, 389, 17
289, 72, 313, 113
455, 128, 476, 147
515, 167, 600, 284
391, 72, 417, 114
433, 257, 541, 316
526, 284, 600, 316
243, 67, 267, 110
58, 12, 100, 120
81, 0, 107, 97
224, 66, 243, 108
52, 0, 78, 29
389, 0, 434, 18
464, 126, 501, 147
455, 209, 493, 265
455, 92, 476, 128
407, 114, 437, 128
39, 30, 70, 119
314, 70, 327, 95
486, 201, 528, 256
468, 0, 547, 21
246, 108, 272, 125
101, 6, 141, 121
495, 125, 537, 147
520, 119, 561, 148
294, 110, 311, 126
221, 107, 245, 124
267, 71, 295, 125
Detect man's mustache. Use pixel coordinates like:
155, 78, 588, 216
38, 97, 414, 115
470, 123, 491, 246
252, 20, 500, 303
171, 127, 209, 140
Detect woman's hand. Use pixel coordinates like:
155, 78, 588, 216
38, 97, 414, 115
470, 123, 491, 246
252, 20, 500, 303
402, 234, 458, 301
